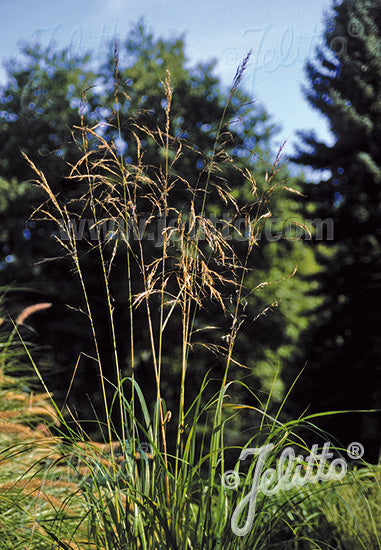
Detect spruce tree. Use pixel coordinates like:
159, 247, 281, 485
293, 0, 381, 461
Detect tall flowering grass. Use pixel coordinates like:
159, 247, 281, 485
0, 53, 379, 549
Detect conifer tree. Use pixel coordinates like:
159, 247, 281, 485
293, 0, 381, 461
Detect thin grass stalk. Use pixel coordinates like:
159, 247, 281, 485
113, 42, 136, 459
175, 230, 191, 483
70, 243, 112, 440
124, 190, 136, 454
157, 71, 172, 390
154, 71, 172, 515
78, 117, 123, 464
134, 224, 171, 512
110, 43, 130, 452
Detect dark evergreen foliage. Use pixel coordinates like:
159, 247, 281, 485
292, 0, 381, 462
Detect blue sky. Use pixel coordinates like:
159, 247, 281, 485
1, 0, 334, 155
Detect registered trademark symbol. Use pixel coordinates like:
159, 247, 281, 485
347, 21, 363, 37
222, 470, 240, 489
347, 442, 364, 459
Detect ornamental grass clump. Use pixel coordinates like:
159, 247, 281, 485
0, 52, 379, 550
